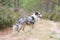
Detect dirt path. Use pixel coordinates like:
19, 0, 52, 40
0, 27, 12, 37
0, 19, 60, 40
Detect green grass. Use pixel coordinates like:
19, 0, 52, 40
42, 12, 60, 22
0, 7, 21, 29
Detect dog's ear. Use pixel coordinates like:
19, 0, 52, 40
35, 12, 38, 15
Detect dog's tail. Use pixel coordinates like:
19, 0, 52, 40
13, 24, 22, 32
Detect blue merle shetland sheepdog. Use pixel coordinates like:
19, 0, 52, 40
13, 11, 42, 32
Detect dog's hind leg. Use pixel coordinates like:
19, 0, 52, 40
31, 24, 35, 29
17, 24, 22, 32
22, 24, 26, 31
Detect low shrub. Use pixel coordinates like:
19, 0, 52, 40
42, 12, 60, 22
0, 7, 21, 30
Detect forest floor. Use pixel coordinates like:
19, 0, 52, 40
0, 19, 60, 40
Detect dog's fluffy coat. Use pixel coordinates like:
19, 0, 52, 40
13, 11, 42, 32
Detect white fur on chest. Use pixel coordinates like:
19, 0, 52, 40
31, 14, 38, 21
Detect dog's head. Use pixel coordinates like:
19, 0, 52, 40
34, 11, 42, 18
31, 11, 42, 21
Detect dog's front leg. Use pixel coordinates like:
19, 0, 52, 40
31, 24, 34, 29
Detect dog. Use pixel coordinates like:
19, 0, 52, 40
13, 11, 42, 32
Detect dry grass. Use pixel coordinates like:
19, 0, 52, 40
0, 19, 60, 40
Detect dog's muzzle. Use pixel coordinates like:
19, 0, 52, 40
39, 15, 42, 18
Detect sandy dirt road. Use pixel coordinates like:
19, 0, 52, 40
0, 19, 60, 40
